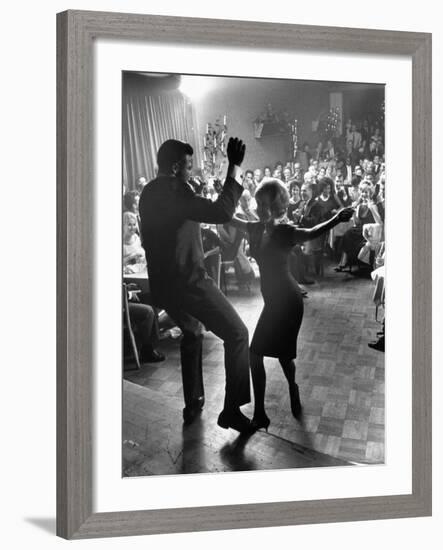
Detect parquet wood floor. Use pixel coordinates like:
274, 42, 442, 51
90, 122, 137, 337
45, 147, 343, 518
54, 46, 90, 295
124, 262, 385, 475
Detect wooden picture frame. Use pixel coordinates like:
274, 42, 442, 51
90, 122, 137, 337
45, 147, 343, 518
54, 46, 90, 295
56, 9, 432, 539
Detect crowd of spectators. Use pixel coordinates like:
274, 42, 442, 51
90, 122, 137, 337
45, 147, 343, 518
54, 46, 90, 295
122, 119, 386, 359
123, 119, 385, 288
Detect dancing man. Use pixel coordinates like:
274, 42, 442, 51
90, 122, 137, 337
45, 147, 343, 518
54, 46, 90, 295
139, 137, 252, 432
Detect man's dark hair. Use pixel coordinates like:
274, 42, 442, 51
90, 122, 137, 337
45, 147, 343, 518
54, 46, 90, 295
318, 177, 334, 193
157, 139, 193, 173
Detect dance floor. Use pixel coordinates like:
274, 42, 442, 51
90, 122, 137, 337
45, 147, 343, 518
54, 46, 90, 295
123, 262, 385, 476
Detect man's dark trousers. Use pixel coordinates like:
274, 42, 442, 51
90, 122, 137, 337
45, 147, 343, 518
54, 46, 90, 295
164, 276, 250, 411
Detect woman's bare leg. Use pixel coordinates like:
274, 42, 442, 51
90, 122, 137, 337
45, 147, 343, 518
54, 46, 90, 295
250, 352, 270, 429
279, 357, 302, 417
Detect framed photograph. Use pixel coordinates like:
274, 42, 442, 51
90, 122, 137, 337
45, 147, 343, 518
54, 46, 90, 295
57, 9, 432, 539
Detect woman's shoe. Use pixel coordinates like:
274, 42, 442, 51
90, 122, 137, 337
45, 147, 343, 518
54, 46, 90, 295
289, 383, 302, 418
217, 409, 253, 433
251, 413, 271, 432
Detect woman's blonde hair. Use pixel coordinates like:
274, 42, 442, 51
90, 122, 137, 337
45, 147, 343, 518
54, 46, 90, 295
358, 182, 374, 197
123, 211, 139, 232
255, 178, 289, 218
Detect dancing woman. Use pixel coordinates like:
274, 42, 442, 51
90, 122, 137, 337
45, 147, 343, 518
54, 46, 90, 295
232, 179, 353, 430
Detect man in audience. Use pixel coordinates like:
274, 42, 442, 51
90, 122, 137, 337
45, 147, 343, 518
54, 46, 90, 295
139, 137, 252, 433
292, 162, 302, 185
282, 167, 293, 184
354, 165, 363, 182
253, 168, 263, 189
347, 123, 362, 149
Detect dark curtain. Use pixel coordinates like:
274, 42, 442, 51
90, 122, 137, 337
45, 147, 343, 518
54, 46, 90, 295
123, 88, 199, 189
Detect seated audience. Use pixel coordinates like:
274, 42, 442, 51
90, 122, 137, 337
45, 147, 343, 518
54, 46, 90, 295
335, 182, 382, 272
125, 285, 165, 363
123, 212, 145, 271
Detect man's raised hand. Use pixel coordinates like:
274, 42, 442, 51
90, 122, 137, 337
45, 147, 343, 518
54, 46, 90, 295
227, 137, 246, 167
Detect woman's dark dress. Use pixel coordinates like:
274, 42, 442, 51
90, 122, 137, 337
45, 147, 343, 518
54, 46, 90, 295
247, 222, 304, 359
342, 204, 376, 263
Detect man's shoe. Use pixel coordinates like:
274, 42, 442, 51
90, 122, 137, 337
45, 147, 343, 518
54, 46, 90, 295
217, 409, 253, 433
141, 349, 165, 363
183, 396, 205, 424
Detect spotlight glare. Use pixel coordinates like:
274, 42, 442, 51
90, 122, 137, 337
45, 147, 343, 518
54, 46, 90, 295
179, 76, 213, 100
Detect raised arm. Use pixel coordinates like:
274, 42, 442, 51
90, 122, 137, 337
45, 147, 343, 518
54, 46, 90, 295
181, 138, 246, 224
293, 207, 354, 243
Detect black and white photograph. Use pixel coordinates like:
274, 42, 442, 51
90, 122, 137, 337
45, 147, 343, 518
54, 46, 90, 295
121, 71, 386, 477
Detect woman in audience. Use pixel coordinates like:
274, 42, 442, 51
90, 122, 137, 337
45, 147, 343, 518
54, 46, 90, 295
317, 177, 339, 220
287, 182, 302, 222
231, 179, 353, 430
123, 211, 145, 271
263, 166, 272, 178
335, 182, 382, 272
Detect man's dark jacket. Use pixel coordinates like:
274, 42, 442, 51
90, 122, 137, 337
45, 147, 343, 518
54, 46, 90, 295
299, 197, 323, 228
139, 174, 243, 307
